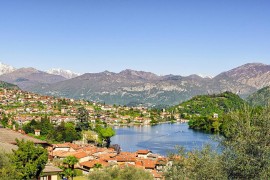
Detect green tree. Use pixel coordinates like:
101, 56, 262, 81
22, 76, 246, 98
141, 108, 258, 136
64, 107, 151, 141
165, 146, 225, 180
82, 130, 99, 144
88, 166, 153, 180
166, 106, 270, 179
0, 115, 9, 128
62, 156, 78, 180
22, 119, 38, 134
76, 106, 90, 131
47, 122, 81, 143
64, 122, 81, 142
11, 139, 48, 180
95, 125, 115, 147
221, 107, 270, 179
39, 116, 54, 136
0, 150, 19, 180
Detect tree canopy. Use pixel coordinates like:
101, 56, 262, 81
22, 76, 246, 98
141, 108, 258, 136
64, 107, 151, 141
11, 139, 48, 179
165, 106, 270, 179
171, 91, 247, 133
88, 166, 153, 180
76, 106, 90, 131
61, 156, 78, 180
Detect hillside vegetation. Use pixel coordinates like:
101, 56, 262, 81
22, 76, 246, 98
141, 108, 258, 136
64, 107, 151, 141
247, 86, 270, 106
0, 81, 19, 89
170, 91, 247, 132
165, 106, 270, 179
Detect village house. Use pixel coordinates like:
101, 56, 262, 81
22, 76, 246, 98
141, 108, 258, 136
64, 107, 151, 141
80, 159, 109, 174
39, 164, 63, 180
137, 149, 152, 158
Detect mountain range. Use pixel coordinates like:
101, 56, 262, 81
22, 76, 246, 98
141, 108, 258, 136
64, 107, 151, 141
0, 62, 269, 107
46, 68, 80, 79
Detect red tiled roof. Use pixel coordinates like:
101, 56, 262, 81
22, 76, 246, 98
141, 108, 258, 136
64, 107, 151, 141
53, 143, 70, 148
83, 146, 98, 155
115, 156, 136, 162
135, 160, 143, 166
142, 159, 156, 169
98, 153, 116, 161
80, 160, 108, 168
137, 149, 151, 155
53, 143, 81, 150
67, 143, 81, 150
73, 151, 88, 159
115, 152, 137, 162
52, 150, 75, 158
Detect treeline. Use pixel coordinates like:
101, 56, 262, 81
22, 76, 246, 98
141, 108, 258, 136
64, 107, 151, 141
21, 107, 115, 146
22, 116, 81, 143
170, 91, 247, 133
0, 139, 48, 180
165, 106, 270, 179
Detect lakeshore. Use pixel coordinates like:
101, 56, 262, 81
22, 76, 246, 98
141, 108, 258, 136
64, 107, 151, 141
111, 122, 219, 156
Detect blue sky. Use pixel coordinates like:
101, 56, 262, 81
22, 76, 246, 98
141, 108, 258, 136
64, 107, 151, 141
0, 0, 269, 76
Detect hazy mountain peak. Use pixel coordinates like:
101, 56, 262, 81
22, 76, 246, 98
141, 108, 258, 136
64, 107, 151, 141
102, 70, 114, 76
17, 67, 39, 73
0, 62, 16, 75
27, 62, 270, 107
240, 62, 266, 67
214, 62, 270, 89
47, 68, 80, 79
119, 69, 159, 80
225, 62, 270, 74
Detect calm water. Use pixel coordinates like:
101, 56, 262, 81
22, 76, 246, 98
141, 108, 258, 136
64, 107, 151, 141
111, 123, 220, 156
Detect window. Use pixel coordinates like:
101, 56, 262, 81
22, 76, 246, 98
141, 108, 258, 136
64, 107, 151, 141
40, 176, 47, 180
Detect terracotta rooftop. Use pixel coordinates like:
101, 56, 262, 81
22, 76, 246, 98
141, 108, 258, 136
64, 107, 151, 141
115, 155, 136, 162
80, 160, 108, 168
137, 149, 152, 155
67, 143, 81, 150
53, 142, 81, 150
53, 144, 70, 148
141, 159, 157, 169
52, 150, 75, 158
73, 151, 88, 159
98, 153, 116, 161
115, 152, 137, 161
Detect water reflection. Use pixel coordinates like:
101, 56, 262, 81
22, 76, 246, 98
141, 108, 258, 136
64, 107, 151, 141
111, 123, 219, 156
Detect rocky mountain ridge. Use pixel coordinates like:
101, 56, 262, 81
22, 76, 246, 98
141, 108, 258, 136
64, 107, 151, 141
0, 67, 67, 89
27, 63, 270, 107
0, 62, 269, 107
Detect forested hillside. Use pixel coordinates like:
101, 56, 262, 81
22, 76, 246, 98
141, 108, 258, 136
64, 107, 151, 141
170, 91, 246, 132
247, 86, 270, 106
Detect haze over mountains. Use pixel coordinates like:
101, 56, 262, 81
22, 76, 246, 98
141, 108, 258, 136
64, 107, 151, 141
0, 67, 67, 90
0, 62, 16, 75
46, 68, 80, 79
0, 62, 269, 107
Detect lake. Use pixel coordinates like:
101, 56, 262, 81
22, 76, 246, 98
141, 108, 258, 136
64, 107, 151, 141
111, 123, 220, 156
